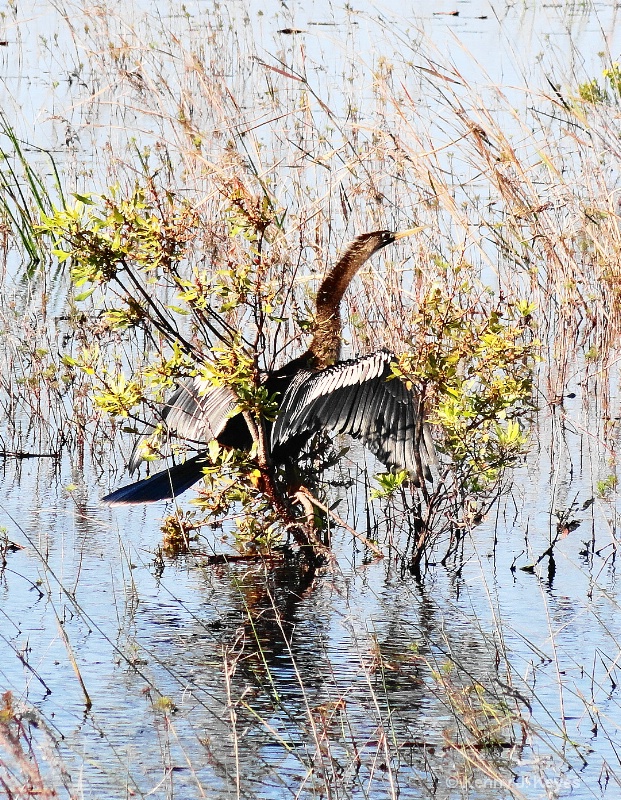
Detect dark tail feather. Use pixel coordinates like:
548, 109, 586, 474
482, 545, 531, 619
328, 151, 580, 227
101, 454, 207, 505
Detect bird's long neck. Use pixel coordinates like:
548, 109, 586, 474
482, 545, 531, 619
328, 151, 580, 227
308, 236, 377, 370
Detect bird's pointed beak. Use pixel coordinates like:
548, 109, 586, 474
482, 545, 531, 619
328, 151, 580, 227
393, 225, 428, 240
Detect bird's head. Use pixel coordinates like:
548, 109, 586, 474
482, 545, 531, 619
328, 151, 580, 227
347, 226, 426, 261
319, 225, 427, 303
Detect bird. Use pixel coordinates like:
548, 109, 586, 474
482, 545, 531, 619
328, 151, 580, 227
102, 228, 437, 505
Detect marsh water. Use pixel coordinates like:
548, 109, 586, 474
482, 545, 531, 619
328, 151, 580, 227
2, 2, 621, 798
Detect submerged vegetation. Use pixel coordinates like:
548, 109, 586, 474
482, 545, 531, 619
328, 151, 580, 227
1, 2, 621, 798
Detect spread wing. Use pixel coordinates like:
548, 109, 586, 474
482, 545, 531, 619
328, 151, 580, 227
271, 350, 437, 485
128, 377, 239, 472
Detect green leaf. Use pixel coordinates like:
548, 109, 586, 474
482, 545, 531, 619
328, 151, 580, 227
72, 192, 95, 205
74, 287, 96, 301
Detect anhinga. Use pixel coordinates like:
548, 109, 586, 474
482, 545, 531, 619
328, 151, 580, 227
102, 228, 437, 505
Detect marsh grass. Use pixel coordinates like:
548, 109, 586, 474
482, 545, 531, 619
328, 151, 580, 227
0, 111, 64, 271
2, 2, 621, 798
0, 691, 75, 799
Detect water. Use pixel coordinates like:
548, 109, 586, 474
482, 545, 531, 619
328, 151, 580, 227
4, 414, 620, 797
2, 1, 621, 798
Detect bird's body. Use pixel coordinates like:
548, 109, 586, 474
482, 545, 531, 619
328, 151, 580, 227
102, 228, 436, 505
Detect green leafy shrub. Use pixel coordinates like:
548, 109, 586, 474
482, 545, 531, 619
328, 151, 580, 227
392, 284, 539, 496
38, 182, 540, 562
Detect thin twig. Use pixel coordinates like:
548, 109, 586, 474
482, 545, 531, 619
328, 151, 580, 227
295, 486, 384, 559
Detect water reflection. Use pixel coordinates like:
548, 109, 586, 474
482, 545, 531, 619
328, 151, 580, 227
2, 428, 620, 799
114, 547, 535, 797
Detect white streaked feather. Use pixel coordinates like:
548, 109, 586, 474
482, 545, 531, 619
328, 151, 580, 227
129, 377, 240, 472
271, 349, 435, 483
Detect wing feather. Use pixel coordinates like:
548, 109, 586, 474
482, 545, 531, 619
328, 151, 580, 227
271, 349, 436, 483
374, 386, 397, 460
339, 358, 375, 435
349, 375, 381, 438
128, 377, 239, 473
338, 381, 365, 437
